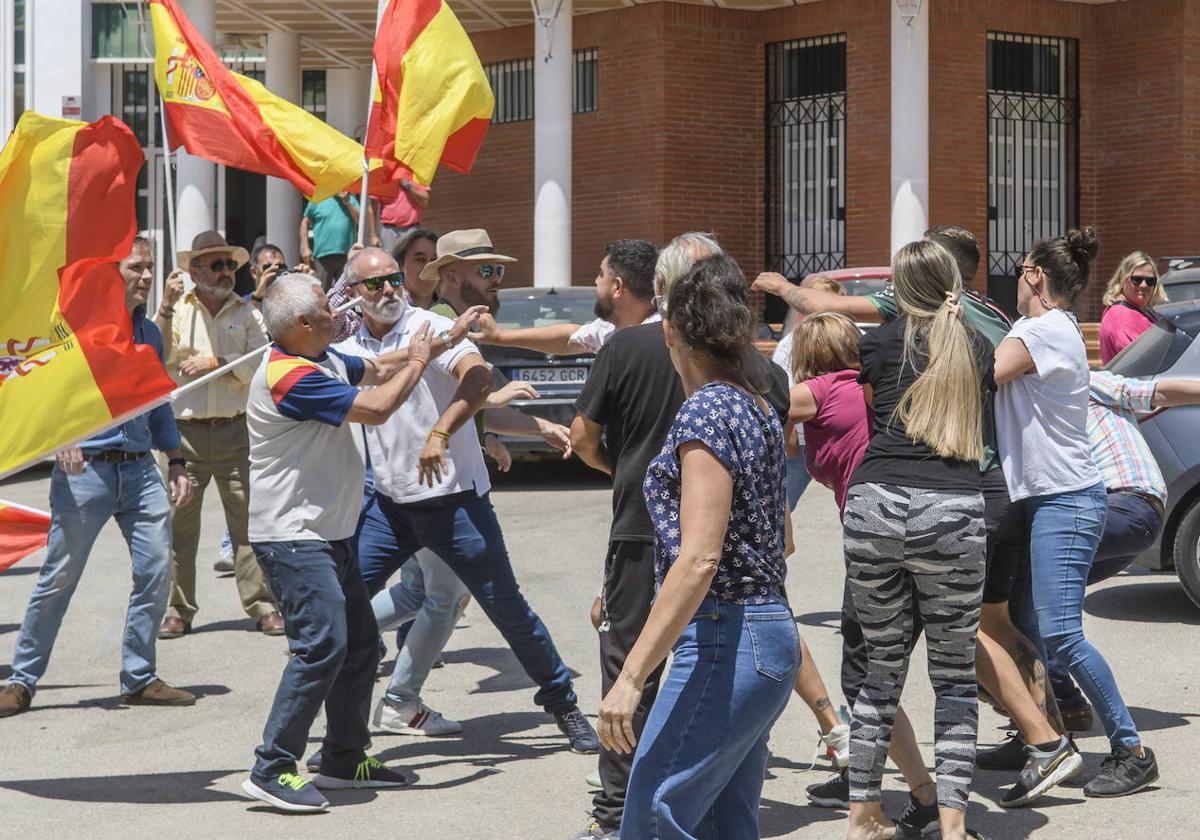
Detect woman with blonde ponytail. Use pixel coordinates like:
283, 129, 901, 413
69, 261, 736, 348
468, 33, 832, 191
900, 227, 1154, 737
842, 240, 994, 840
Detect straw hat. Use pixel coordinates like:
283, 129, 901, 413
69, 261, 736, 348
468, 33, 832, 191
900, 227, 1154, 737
418, 229, 517, 282
176, 230, 250, 271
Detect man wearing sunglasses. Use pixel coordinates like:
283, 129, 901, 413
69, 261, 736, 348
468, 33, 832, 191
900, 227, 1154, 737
156, 231, 281, 641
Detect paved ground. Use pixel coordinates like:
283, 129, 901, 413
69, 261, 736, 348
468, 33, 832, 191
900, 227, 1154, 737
1, 459, 1198, 840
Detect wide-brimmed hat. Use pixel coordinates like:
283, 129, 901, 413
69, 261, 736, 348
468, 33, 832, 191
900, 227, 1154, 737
419, 229, 517, 282
176, 230, 250, 271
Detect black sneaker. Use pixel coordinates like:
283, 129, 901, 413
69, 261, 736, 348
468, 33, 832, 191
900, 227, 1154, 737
977, 732, 1026, 771
564, 819, 619, 839
895, 792, 939, 836
1000, 736, 1084, 807
314, 755, 413, 789
304, 749, 322, 773
805, 769, 849, 808
241, 773, 329, 813
555, 706, 600, 754
1083, 745, 1159, 798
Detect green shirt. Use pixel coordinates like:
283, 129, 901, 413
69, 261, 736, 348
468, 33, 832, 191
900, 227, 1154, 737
303, 196, 359, 259
866, 285, 1011, 474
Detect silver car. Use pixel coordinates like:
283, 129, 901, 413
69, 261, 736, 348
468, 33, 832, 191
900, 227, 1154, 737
1108, 301, 1200, 607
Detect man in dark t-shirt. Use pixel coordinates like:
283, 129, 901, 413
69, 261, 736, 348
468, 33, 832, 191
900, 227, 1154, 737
570, 317, 789, 837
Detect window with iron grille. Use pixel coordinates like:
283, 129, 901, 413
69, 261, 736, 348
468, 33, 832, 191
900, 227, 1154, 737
987, 32, 1080, 309
484, 49, 600, 124
765, 34, 847, 311
302, 70, 327, 122
13, 0, 26, 121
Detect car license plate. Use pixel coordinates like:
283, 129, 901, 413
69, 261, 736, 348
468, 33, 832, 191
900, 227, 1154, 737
510, 366, 588, 384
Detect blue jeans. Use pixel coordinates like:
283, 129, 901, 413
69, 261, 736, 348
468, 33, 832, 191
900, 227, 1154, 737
372, 548, 469, 704
250, 539, 379, 781
9, 457, 171, 696
1024, 483, 1140, 749
372, 490, 577, 714
785, 451, 812, 512
621, 597, 799, 840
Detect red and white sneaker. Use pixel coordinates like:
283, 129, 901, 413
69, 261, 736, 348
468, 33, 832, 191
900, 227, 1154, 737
372, 696, 462, 736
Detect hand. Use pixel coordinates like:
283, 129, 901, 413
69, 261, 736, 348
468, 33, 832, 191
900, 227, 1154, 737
487, 380, 539, 408
447, 305, 490, 346
369, 236, 381, 248
408, 321, 434, 368
291, 262, 315, 276
300, 243, 313, 263
167, 463, 193, 508
471, 312, 502, 344
179, 356, 218, 378
483, 434, 512, 472
56, 446, 85, 475
255, 263, 280, 298
598, 672, 644, 755
945, 291, 965, 320
540, 422, 573, 459
418, 435, 448, 487
751, 271, 789, 297
348, 242, 365, 258
162, 269, 186, 307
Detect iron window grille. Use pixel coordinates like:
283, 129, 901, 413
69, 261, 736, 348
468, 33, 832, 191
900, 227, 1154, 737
302, 69, 327, 122
765, 34, 847, 300
484, 48, 600, 124
986, 32, 1080, 290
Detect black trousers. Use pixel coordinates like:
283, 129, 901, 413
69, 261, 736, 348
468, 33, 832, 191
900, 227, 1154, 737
593, 540, 664, 830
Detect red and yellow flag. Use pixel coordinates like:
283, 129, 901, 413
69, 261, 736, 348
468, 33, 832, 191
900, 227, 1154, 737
366, 0, 495, 188
0, 112, 177, 478
149, 0, 368, 202
0, 501, 51, 572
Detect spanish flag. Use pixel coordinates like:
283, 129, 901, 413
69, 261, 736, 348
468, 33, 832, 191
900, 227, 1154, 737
0, 113, 176, 479
366, 0, 494, 187
0, 501, 51, 572
149, 0, 368, 202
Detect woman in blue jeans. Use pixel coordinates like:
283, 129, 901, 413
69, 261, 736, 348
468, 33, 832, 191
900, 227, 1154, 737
598, 253, 799, 839
994, 227, 1159, 798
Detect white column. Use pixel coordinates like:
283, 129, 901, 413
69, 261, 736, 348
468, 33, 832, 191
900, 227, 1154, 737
533, 0, 572, 287
27, 0, 88, 119
265, 30, 302, 263
326, 66, 371, 141
890, 1, 929, 256
0, 0, 13, 140
175, 0, 218, 253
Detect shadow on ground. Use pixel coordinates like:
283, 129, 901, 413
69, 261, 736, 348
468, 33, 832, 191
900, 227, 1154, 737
440, 646, 581, 695
0, 769, 245, 804
1084, 578, 1199, 624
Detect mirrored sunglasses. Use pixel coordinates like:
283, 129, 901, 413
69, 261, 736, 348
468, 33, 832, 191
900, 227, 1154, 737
351, 271, 405, 292
478, 264, 506, 280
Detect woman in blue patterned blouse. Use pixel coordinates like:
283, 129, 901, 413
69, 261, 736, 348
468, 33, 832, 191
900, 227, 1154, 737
598, 252, 800, 839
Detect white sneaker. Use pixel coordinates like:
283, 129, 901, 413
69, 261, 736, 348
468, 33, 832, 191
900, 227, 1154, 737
820, 724, 850, 769
373, 697, 462, 736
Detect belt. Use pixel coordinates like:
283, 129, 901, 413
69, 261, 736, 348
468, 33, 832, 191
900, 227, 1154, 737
1109, 488, 1165, 518
178, 414, 244, 427
83, 450, 148, 463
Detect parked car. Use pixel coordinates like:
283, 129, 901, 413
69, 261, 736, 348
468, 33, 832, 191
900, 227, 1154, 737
1107, 300, 1200, 607
478, 286, 597, 460
1161, 266, 1200, 303
763, 267, 892, 355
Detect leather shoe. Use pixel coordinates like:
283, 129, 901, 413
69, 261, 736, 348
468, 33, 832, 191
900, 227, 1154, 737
158, 616, 190, 639
257, 611, 285, 636
0, 682, 32, 718
122, 678, 195, 706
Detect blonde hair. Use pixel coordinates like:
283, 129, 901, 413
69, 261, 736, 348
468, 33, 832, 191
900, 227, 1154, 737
805, 276, 845, 296
1102, 251, 1165, 307
891, 240, 983, 463
791, 313, 860, 383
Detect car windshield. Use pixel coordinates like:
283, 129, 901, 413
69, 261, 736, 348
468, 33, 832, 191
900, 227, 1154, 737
1166, 282, 1200, 303
495, 290, 596, 329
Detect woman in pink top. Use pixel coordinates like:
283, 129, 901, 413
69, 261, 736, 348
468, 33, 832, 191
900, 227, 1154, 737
785, 313, 871, 517
1099, 251, 1163, 363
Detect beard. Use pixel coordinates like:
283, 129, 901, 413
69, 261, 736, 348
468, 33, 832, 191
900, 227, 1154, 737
593, 295, 614, 322
362, 295, 406, 323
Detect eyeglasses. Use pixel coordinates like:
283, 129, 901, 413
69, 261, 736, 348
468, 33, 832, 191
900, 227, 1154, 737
261, 262, 287, 274
350, 271, 405, 292
478, 264, 506, 280
1129, 274, 1158, 288
208, 258, 239, 273
1014, 264, 1038, 279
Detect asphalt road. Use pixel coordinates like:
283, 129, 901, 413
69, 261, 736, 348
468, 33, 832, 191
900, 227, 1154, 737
1, 459, 1197, 840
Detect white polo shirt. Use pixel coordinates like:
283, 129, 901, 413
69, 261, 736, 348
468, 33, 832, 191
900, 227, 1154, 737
568, 312, 662, 354
334, 307, 491, 504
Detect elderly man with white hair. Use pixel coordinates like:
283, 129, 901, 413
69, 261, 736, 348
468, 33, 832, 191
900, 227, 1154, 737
565, 232, 791, 840
239, 273, 481, 814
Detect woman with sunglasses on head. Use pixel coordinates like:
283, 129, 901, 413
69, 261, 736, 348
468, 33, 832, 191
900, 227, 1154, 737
994, 228, 1159, 799
1098, 251, 1164, 363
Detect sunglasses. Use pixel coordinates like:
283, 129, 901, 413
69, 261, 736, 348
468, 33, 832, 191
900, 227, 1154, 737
478, 264, 506, 280
1014, 264, 1038, 279
1129, 274, 1158, 288
207, 258, 239, 273
350, 271, 405, 292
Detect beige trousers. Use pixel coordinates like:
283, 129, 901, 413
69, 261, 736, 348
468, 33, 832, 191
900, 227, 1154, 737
167, 415, 275, 623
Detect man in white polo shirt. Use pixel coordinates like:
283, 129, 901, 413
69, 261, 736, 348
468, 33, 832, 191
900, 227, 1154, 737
335, 247, 599, 755
239, 272, 483, 814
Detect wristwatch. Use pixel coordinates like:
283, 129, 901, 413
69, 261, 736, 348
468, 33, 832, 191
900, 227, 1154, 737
438, 329, 454, 347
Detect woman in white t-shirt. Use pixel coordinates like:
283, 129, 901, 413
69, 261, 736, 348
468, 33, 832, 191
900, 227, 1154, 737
993, 228, 1159, 798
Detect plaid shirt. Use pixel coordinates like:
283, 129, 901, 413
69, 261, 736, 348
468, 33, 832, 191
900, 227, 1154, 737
1087, 371, 1167, 503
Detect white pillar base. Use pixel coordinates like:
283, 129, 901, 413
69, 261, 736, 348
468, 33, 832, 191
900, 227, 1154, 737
533, 0, 573, 287
175, 0, 219, 256
889, 1, 930, 256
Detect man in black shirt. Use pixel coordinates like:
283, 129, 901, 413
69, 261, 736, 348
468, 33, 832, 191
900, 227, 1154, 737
568, 233, 789, 839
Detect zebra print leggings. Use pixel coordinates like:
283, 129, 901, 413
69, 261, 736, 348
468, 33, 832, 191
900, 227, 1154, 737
842, 482, 986, 811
